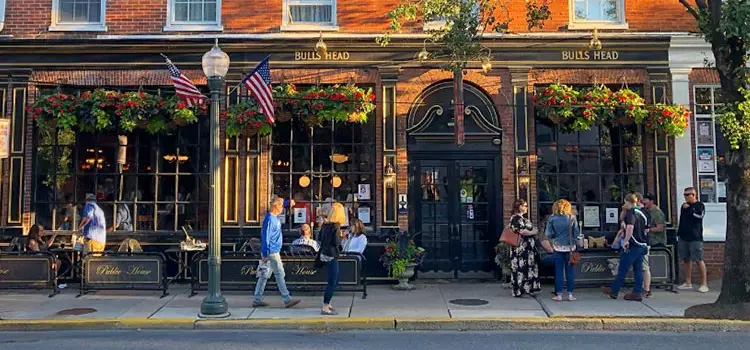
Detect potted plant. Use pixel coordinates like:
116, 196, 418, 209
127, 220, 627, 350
533, 83, 579, 126
494, 242, 512, 285
581, 84, 617, 128
380, 231, 425, 290
272, 83, 299, 123
28, 90, 79, 132
612, 88, 649, 125
646, 103, 690, 137
224, 100, 273, 137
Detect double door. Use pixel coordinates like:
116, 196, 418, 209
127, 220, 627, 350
410, 156, 499, 279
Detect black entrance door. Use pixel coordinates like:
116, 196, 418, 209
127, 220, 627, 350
411, 156, 499, 279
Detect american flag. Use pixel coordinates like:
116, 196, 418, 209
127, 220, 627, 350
163, 55, 206, 107
242, 57, 274, 124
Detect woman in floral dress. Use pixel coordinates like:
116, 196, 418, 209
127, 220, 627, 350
509, 199, 542, 297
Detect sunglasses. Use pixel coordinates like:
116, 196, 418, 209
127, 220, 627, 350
683, 193, 695, 197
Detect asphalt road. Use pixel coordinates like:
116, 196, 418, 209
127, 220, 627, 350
0, 330, 748, 350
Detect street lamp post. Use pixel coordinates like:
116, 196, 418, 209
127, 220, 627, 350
199, 39, 230, 317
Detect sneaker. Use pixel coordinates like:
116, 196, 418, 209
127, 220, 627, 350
567, 294, 577, 301
552, 295, 563, 302
697, 285, 710, 293
624, 293, 643, 301
644, 290, 652, 298
58, 283, 68, 289
600, 286, 618, 299
677, 283, 693, 290
284, 299, 301, 308
321, 309, 338, 315
252, 301, 269, 307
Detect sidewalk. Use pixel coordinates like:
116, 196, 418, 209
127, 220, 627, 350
1, 281, 747, 332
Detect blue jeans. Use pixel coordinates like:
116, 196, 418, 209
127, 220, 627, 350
610, 245, 646, 295
324, 258, 340, 305
553, 252, 575, 295
253, 253, 292, 303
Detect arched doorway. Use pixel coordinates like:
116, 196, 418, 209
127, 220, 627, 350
407, 81, 503, 279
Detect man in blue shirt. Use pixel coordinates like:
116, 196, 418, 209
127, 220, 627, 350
78, 193, 107, 256
253, 195, 301, 308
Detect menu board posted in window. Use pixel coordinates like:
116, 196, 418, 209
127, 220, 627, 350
697, 148, 715, 173
583, 206, 600, 228
699, 176, 716, 202
606, 208, 619, 224
357, 184, 371, 200
293, 207, 307, 224
697, 120, 714, 145
0, 119, 9, 159
357, 207, 371, 224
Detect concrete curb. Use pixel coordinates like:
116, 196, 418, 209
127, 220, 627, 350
1, 317, 749, 332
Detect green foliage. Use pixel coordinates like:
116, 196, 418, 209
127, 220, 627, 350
380, 231, 426, 278
718, 85, 750, 150
377, 0, 524, 72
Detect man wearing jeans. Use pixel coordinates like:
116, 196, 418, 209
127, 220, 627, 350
603, 193, 649, 301
253, 195, 301, 308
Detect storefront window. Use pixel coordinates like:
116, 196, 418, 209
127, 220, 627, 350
270, 116, 376, 230
694, 86, 727, 203
536, 119, 644, 236
34, 117, 210, 232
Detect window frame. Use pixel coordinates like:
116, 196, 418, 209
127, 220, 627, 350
568, 0, 628, 30
164, 0, 224, 32
281, 0, 338, 32
693, 85, 727, 204
49, 0, 107, 32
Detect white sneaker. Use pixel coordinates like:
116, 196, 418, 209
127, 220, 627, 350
697, 285, 709, 293
677, 283, 693, 290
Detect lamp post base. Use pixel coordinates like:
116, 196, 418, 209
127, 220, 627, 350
199, 295, 229, 318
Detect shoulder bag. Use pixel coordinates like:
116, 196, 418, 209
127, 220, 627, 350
499, 217, 522, 247
568, 215, 581, 265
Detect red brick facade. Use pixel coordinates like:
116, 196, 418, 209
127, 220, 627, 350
2, 0, 697, 37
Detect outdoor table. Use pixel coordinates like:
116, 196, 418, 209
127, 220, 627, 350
164, 247, 205, 283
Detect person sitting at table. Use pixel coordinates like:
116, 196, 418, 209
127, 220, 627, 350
25, 224, 57, 252
342, 218, 367, 254
291, 224, 319, 253
108, 203, 133, 232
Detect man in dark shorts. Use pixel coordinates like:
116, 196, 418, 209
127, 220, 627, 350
677, 187, 708, 293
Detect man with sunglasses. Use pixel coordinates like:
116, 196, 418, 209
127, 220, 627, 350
677, 187, 708, 293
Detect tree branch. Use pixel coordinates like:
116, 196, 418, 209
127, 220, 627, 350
678, 0, 701, 20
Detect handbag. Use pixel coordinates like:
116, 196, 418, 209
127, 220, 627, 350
499, 225, 521, 247
568, 215, 581, 265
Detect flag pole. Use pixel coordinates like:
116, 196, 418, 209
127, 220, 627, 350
227, 55, 272, 96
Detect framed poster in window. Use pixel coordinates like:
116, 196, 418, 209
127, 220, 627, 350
697, 148, 715, 173
696, 120, 714, 145
699, 176, 716, 203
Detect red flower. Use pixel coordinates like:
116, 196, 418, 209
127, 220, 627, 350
176, 102, 187, 109
369, 93, 375, 102
313, 103, 324, 110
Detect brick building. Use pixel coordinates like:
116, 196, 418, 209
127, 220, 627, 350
0, 0, 717, 282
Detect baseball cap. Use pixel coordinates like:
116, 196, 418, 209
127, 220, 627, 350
643, 193, 656, 201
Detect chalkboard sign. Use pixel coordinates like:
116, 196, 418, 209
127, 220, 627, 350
0, 255, 53, 285
574, 247, 673, 285
85, 256, 162, 284
197, 257, 359, 286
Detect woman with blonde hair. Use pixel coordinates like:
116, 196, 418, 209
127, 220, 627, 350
544, 199, 580, 301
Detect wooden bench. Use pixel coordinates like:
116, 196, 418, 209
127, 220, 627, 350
190, 251, 368, 299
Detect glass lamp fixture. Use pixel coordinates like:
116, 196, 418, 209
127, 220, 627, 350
201, 39, 230, 78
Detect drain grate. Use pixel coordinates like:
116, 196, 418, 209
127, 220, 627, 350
56, 308, 97, 316
448, 298, 489, 306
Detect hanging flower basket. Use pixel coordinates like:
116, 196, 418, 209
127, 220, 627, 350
272, 84, 299, 123
533, 83, 579, 127
27, 91, 79, 133
581, 84, 617, 126
224, 100, 273, 137
612, 88, 649, 125
646, 104, 690, 137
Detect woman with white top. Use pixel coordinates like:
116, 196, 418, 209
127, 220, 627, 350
342, 218, 367, 254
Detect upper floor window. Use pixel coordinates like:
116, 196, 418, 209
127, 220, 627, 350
282, 0, 338, 31
165, 0, 223, 31
569, 0, 627, 29
50, 0, 107, 32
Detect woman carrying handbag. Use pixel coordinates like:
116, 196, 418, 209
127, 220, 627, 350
507, 199, 542, 298
545, 199, 581, 301
316, 204, 344, 315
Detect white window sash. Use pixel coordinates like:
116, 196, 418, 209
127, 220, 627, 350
282, 0, 337, 28
568, 0, 627, 29
693, 85, 725, 204
49, 0, 107, 31
164, 0, 223, 31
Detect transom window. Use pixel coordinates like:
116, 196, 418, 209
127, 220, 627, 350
569, 0, 626, 29
165, 0, 223, 31
693, 86, 727, 204
282, 0, 337, 30
50, 0, 107, 31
